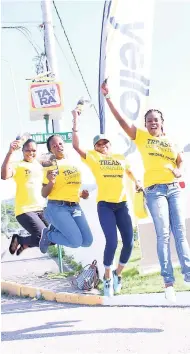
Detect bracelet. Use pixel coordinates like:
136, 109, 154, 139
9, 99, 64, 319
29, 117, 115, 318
104, 93, 110, 99
72, 128, 78, 132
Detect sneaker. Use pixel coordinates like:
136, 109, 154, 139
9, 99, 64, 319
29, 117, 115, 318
165, 286, 176, 303
113, 270, 122, 294
103, 278, 114, 297
39, 228, 50, 254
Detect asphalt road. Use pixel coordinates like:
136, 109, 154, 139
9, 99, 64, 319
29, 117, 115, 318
2, 295, 190, 354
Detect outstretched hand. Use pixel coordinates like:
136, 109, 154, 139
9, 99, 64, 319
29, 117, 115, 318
101, 81, 109, 96
72, 109, 80, 119
9, 140, 20, 153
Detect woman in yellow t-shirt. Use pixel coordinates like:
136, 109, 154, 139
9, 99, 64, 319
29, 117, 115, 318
101, 82, 190, 302
1, 138, 48, 255
72, 110, 140, 297
39, 134, 93, 254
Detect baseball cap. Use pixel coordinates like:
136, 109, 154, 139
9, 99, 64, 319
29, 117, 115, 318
93, 134, 110, 146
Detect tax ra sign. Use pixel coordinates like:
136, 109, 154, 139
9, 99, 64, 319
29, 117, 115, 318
29, 82, 64, 121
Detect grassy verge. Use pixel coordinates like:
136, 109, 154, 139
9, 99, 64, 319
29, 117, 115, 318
98, 240, 190, 294
48, 242, 189, 294
48, 245, 83, 279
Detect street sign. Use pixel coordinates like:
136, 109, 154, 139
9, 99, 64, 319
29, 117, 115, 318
31, 132, 72, 144
29, 81, 64, 121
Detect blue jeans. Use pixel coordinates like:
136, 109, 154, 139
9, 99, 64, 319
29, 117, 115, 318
97, 201, 133, 268
145, 183, 190, 284
44, 201, 93, 248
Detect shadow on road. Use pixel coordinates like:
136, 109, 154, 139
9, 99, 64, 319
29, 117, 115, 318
1, 321, 163, 341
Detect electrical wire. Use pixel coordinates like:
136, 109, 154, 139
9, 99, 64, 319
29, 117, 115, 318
54, 33, 79, 80
52, 1, 99, 117
2, 26, 42, 55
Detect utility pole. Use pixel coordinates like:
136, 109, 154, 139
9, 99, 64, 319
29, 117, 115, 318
41, 0, 63, 273
41, 0, 61, 133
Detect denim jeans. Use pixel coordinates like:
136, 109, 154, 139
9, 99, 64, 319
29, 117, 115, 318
44, 201, 93, 248
97, 201, 133, 268
145, 183, 190, 284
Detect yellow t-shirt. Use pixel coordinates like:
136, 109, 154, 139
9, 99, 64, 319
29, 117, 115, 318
134, 128, 180, 187
13, 160, 45, 216
43, 159, 81, 202
82, 150, 130, 203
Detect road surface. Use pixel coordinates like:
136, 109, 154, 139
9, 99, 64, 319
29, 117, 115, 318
2, 295, 190, 354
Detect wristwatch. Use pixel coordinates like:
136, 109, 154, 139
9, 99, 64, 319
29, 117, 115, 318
105, 93, 110, 99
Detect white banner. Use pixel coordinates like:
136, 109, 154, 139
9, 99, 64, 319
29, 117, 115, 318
99, 0, 155, 157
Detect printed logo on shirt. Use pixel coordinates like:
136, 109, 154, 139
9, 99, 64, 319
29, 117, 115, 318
145, 138, 176, 162
146, 139, 172, 153
99, 159, 123, 171
25, 169, 31, 176
62, 167, 81, 184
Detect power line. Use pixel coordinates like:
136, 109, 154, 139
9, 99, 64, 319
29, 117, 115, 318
2, 26, 42, 55
52, 1, 99, 117
54, 33, 78, 80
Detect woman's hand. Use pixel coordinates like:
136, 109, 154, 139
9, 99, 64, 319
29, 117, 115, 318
171, 168, 182, 178
135, 180, 143, 192
47, 170, 57, 184
101, 81, 109, 96
9, 140, 20, 153
80, 189, 89, 199
72, 109, 80, 120
166, 164, 182, 178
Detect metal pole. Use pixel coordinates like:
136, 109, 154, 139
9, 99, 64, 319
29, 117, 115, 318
58, 246, 63, 273
41, 0, 63, 272
44, 114, 49, 133
44, 112, 63, 272
41, 0, 61, 133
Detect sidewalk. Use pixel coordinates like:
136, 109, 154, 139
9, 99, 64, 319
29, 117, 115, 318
1, 237, 190, 307
1, 238, 88, 294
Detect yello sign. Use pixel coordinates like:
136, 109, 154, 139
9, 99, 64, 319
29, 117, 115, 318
29, 82, 64, 121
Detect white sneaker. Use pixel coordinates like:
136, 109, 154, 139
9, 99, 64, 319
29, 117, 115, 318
165, 286, 176, 303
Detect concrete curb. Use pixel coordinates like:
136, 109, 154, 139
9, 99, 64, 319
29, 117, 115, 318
2, 280, 190, 307
1, 280, 103, 306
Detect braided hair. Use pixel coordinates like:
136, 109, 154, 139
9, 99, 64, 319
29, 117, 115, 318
144, 109, 164, 134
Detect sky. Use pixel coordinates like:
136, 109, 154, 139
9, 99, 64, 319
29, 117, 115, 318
1, 0, 190, 198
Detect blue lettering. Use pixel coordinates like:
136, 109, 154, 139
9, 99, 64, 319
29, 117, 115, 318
110, 18, 144, 45
35, 89, 43, 98
42, 89, 50, 97
35, 88, 57, 106
110, 18, 150, 124
120, 91, 140, 121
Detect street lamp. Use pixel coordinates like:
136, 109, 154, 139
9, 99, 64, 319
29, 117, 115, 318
1, 57, 23, 132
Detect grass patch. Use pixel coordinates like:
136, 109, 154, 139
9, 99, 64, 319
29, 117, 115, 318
48, 271, 76, 279
48, 245, 65, 258
48, 245, 83, 278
